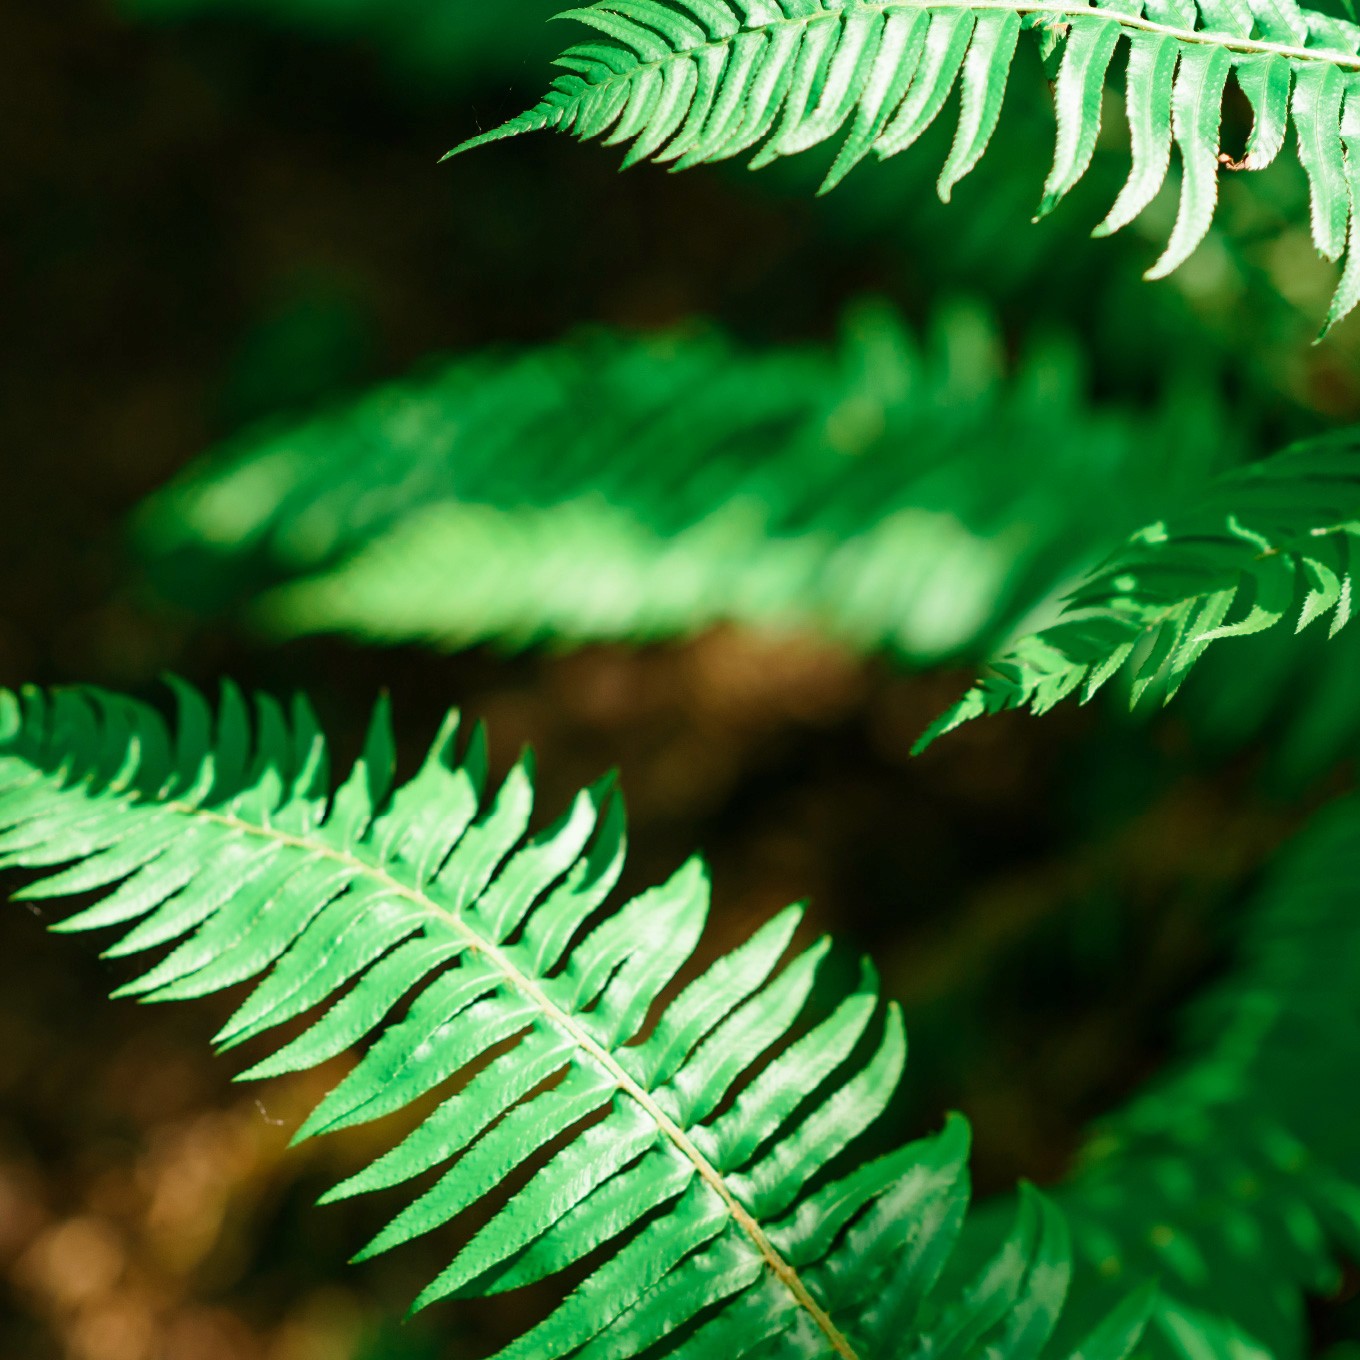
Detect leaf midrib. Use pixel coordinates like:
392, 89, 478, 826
160, 797, 860, 1359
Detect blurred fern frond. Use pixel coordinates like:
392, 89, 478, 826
0, 679, 1150, 1360
919, 429, 1360, 750
458, 0, 1360, 328
1049, 788, 1360, 1359
138, 303, 1239, 664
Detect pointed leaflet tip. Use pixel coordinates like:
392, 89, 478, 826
442, 123, 524, 162
936, 10, 1022, 206
442, 108, 557, 162
911, 690, 986, 755
1092, 32, 1178, 240
1143, 47, 1233, 282
1319, 174, 1360, 339
1036, 18, 1121, 223
1320, 89, 1360, 338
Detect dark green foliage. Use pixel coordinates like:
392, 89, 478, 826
1063, 1112, 1359, 1360
1175, 618, 1360, 785
456, 0, 1360, 328
1053, 790, 1360, 1359
938, 783, 1360, 1360
137, 303, 1237, 662
115, 0, 563, 87
0, 680, 1148, 1360
919, 430, 1360, 750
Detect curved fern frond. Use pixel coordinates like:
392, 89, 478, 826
138, 303, 1239, 663
917, 428, 1360, 750
457, 0, 1360, 328
0, 680, 1146, 1360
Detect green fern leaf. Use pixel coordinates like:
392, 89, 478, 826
457, 0, 1360, 327
0, 679, 1149, 1360
916, 428, 1360, 750
137, 303, 1241, 664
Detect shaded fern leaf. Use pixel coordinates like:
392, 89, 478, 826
917, 429, 1360, 750
944, 783, 1360, 1360
1178, 613, 1360, 786
137, 303, 1238, 664
1049, 789, 1360, 1360
457, 0, 1360, 329
961, 1104, 1358, 1360
0, 681, 1146, 1360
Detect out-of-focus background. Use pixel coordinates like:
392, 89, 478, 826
3, 3, 1360, 1358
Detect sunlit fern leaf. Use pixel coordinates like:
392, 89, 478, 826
0, 680, 1149, 1360
915, 428, 1360, 750
453, 0, 1360, 329
136, 303, 1240, 665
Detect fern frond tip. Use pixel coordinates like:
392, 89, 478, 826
912, 691, 987, 754
444, 108, 556, 161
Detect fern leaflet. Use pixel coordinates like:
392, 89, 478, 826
917, 428, 1360, 750
0, 680, 1146, 1360
457, 0, 1360, 328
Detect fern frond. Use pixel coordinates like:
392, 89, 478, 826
917, 428, 1360, 750
1051, 789, 1360, 1359
138, 303, 1240, 663
0, 679, 1147, 1360
1060, 1108, 1360, 1360
459, 0, 1360, 328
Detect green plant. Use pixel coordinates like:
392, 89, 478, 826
916, 429, 1360, 749
1037, 787, 1360, 1359
11, 3, 1360, 1360
136, 302, 1238, 662
0, 680, 1148, 1360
